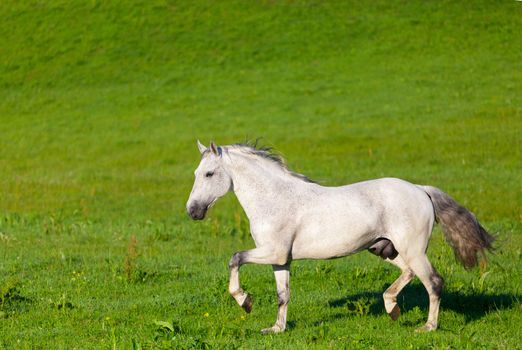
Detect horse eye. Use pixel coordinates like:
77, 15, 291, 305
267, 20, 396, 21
205, 171, 214, 178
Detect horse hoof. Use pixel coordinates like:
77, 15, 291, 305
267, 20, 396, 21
389, 304, 400, 321
415, 323, 436, 333
241, 294, 253, 313
261, 325, 284, 334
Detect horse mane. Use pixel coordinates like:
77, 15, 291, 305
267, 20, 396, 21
228, 140, 316, 183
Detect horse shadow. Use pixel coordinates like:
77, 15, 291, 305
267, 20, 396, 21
325, 283, 520, 325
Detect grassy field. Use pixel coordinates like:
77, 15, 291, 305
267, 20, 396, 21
1, 0, 521, 348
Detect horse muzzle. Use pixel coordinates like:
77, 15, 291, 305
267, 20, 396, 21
187, 202, 208, 220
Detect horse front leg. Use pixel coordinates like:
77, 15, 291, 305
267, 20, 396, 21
228, 252, 252, 313
261, 264, 290, 334
228, 247, 290, 327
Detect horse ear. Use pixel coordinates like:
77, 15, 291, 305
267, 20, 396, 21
210, 141, 221, 156
197, 140, 207, 154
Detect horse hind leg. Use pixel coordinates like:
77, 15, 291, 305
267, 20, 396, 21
407, 254, 444, 332
383, 255, 415, 321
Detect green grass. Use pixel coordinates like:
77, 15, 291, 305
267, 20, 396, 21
1, 0, 521, 348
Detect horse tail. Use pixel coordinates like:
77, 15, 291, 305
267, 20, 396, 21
420, 185, 494, 269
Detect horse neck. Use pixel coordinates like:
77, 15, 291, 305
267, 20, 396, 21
224, 151, 301, 223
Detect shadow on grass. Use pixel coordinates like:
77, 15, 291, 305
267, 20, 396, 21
0, 280, 33, 317
327, 283, 520, 323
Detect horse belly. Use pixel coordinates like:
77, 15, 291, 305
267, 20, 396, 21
291, 215, 378, 260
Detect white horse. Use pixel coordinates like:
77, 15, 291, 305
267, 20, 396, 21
186, 141, 494, 333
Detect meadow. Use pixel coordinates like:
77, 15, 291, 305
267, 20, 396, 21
0, 0, 521, 348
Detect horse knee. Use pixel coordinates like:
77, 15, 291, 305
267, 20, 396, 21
228, 253, 241, 269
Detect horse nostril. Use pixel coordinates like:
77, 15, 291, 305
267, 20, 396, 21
188, 205, 196, 218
